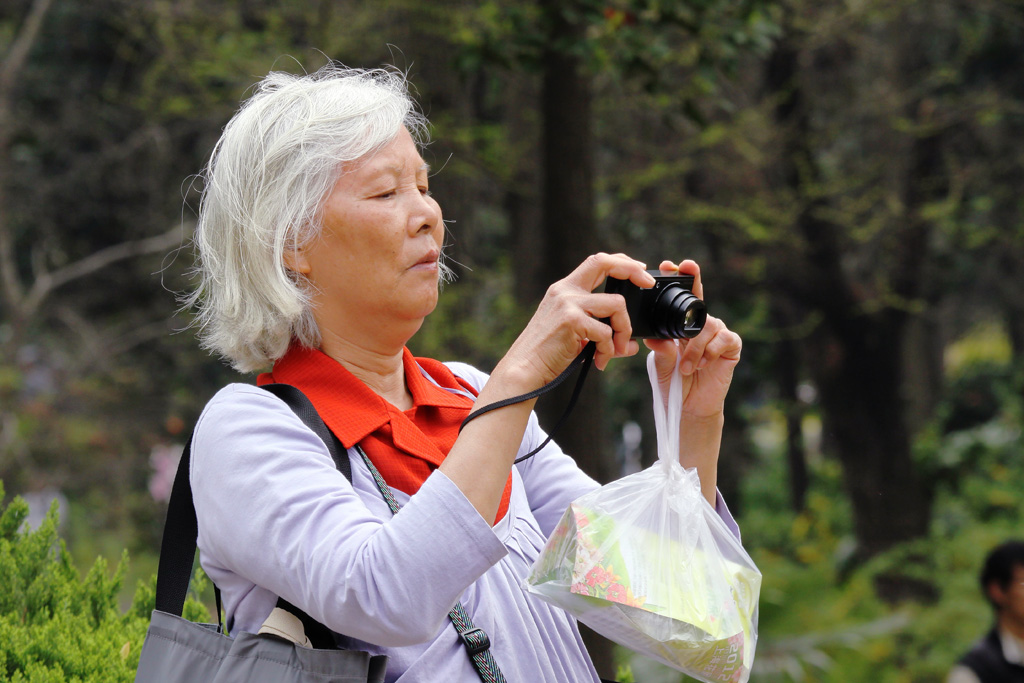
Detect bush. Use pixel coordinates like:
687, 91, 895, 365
0, 481, 208, 682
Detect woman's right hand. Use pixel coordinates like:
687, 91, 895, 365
493, 253, 655, 395
443, 253, 652, 524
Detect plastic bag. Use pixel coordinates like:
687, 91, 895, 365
525, 351, 761, 683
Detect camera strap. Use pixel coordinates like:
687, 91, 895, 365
458, 341, 597, 463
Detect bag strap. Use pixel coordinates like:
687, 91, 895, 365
153, 438, 240, 636
261, 383, 351, 481
260, 383, 351, 649
152, 385, 352, 638
154, 432, 200, 617
155, 382, 507, 681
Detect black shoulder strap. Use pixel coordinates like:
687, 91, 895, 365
153, 383, 352, 651
261, 383, 351, 482
154, 432, 199, 616
259, 383, 351, 649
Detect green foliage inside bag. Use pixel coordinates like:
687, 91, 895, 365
0, 481, 206, 682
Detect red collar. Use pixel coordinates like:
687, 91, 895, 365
257, 345, 475, 466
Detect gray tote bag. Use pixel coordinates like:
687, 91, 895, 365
135, 384, 386, 682
136, 610, 386, 682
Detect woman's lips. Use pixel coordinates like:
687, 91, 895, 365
410, 250, 439, 270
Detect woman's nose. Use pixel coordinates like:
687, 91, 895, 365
408, 192, 441, 235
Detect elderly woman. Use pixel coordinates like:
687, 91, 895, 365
187, 64, 743, 682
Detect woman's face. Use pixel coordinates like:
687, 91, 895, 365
295, 128, 444, 344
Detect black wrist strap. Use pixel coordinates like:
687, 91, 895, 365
458, 341, 597, 463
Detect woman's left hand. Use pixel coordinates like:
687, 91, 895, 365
645, 260, 742, 418
644, 259, 742, 502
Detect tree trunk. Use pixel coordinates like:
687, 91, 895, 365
778, 332, 808, 513
901, 313, 944, 436
766, 34, 934, 562
1004, 247, 1024, 360
537, 6, 610, 484
506, 72, 545, 305
533, 2, 615, 677
764, 39, 812, 515
808, 312, 932, 558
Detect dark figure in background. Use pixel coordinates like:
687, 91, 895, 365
948, 541, 1024, 683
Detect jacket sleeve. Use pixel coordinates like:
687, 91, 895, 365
190, 384, 507, 647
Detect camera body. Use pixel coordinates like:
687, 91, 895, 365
605, 270, 707, 339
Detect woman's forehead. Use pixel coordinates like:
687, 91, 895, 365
351, 131, 427, 178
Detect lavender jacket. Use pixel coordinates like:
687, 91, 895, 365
191, 361, 740, 682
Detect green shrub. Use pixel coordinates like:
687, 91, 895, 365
0, 481, 208, 682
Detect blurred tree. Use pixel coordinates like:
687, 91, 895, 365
762, 10, 938, 561
594, 0, 1024, 567
1, 0, 184, 357
0, 0, 326, 525
758, 0, 1024, 563
0, 0, 54, 350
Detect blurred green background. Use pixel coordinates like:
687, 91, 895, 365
2, 0, 1023, 680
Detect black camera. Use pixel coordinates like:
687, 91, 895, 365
605, 270, 707, 339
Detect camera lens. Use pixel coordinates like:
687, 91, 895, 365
684, 307, 698, 328
653, 285, 707, 339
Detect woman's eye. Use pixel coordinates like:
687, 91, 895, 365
420, 187, 432, 197
375, 190, 396, 199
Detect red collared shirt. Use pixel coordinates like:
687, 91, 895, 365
257, 345, 513, 523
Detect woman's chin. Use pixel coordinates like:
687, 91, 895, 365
400, 289, 439, 325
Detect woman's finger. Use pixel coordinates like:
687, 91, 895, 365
558, 290, 635, 357
605, 304, 633, 357
677, 316, 728, 374
579, 316, 618, 370
590, 291, 634, 355
678, 260, 703, 301
658, 259, 703, 301
700, 326, 743, 367
678, 323, 741, 384
567, 252, 655, 292
645, 316, 737, 377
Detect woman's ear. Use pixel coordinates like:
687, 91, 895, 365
283, 246, 312, 275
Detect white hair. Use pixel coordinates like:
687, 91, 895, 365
184, 64, 437, 372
